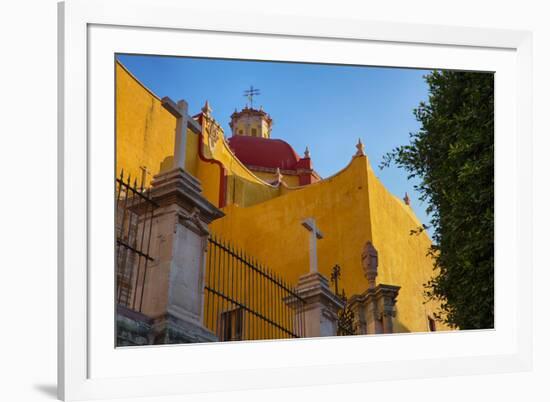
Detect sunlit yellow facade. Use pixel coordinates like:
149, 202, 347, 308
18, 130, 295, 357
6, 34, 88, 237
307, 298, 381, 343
116, 61, 449, 333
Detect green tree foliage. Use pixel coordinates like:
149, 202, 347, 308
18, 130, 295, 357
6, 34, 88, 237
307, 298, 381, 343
381, 71, 494, 330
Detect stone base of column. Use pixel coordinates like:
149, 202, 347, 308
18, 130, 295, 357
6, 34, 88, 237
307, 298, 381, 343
116, 306, 219, 346
349, 284, 400, 335
116, 305, 155, 346
292, 272, 344, 338
155, 313, 218, 344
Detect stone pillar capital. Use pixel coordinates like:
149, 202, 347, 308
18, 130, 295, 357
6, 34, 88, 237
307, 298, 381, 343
349, 283, 400, 335
151, 168, 224, 224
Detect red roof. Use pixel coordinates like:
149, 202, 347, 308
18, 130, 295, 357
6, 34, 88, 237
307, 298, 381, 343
227, 136, 301, 170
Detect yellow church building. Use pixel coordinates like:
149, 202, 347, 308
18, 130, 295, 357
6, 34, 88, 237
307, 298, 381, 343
115, 60, 449, 346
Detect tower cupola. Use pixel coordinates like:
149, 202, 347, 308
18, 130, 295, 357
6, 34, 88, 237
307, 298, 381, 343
229, 106, 273, 138
230, 86, 273, 138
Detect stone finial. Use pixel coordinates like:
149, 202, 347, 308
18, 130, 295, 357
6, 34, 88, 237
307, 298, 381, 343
304, 146, 310, 158
275, 167, 283, 184
403, 192, 410, 206
361, 241, 378, 289
202, 100, 212, 117
355, 138, 365, 157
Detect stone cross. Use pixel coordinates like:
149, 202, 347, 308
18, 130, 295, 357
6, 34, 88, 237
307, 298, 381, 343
302, 218, 323, 273
161, 97, 189, 170
173, 100, 189, 170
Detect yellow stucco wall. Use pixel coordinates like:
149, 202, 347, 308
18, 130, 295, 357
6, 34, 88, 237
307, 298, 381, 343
116, 62, 200, 186
365, 164, 445, 332
210, 156, 446, 333
117, 60, 303, 208
211, 156, 373, 294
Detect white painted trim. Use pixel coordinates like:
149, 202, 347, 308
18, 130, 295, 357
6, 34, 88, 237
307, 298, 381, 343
59, 0, 533, 400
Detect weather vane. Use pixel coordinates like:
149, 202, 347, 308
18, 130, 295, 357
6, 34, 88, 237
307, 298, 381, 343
243, 85, 261, 108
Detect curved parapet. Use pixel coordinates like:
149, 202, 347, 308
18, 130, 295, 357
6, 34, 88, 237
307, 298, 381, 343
199, 113, 379, 209
210, 154, 374, 291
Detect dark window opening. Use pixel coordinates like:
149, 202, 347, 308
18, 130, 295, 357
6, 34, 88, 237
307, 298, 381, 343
428, 316, 436, 332
220, 307, 244, 341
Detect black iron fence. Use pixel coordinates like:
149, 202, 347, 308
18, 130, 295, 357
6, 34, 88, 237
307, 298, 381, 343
330, 264, 357, 336
336, 292, 357, 336
204, 235, 306, 341
115, 170, 158, 312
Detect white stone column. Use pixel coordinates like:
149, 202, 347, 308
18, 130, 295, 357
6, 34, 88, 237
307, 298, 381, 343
291, 272, 344, 338
147, 168, 225, 343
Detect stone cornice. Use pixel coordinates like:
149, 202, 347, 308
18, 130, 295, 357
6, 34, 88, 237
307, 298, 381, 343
294, 272, 345, 312
229, 107, 273, 127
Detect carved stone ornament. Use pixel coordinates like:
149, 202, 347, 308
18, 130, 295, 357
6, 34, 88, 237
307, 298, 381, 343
178, 206, 210, 236
208, 121, 221, 149
362, 241, 378, 288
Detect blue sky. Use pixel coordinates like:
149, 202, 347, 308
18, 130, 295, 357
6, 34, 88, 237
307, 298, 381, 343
117, 54, 432, 230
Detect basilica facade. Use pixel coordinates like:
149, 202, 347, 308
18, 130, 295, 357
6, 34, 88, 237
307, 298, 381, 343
115, 60, 449, 345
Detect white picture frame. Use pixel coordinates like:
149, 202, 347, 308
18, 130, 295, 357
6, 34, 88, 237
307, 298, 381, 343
58, 0, 533, 400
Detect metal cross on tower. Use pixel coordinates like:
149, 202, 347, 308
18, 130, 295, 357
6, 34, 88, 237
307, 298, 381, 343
243, 85, 261, 108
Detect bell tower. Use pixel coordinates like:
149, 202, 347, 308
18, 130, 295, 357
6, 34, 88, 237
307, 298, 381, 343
230, 107, 273, 138
229, 86, 273, 138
